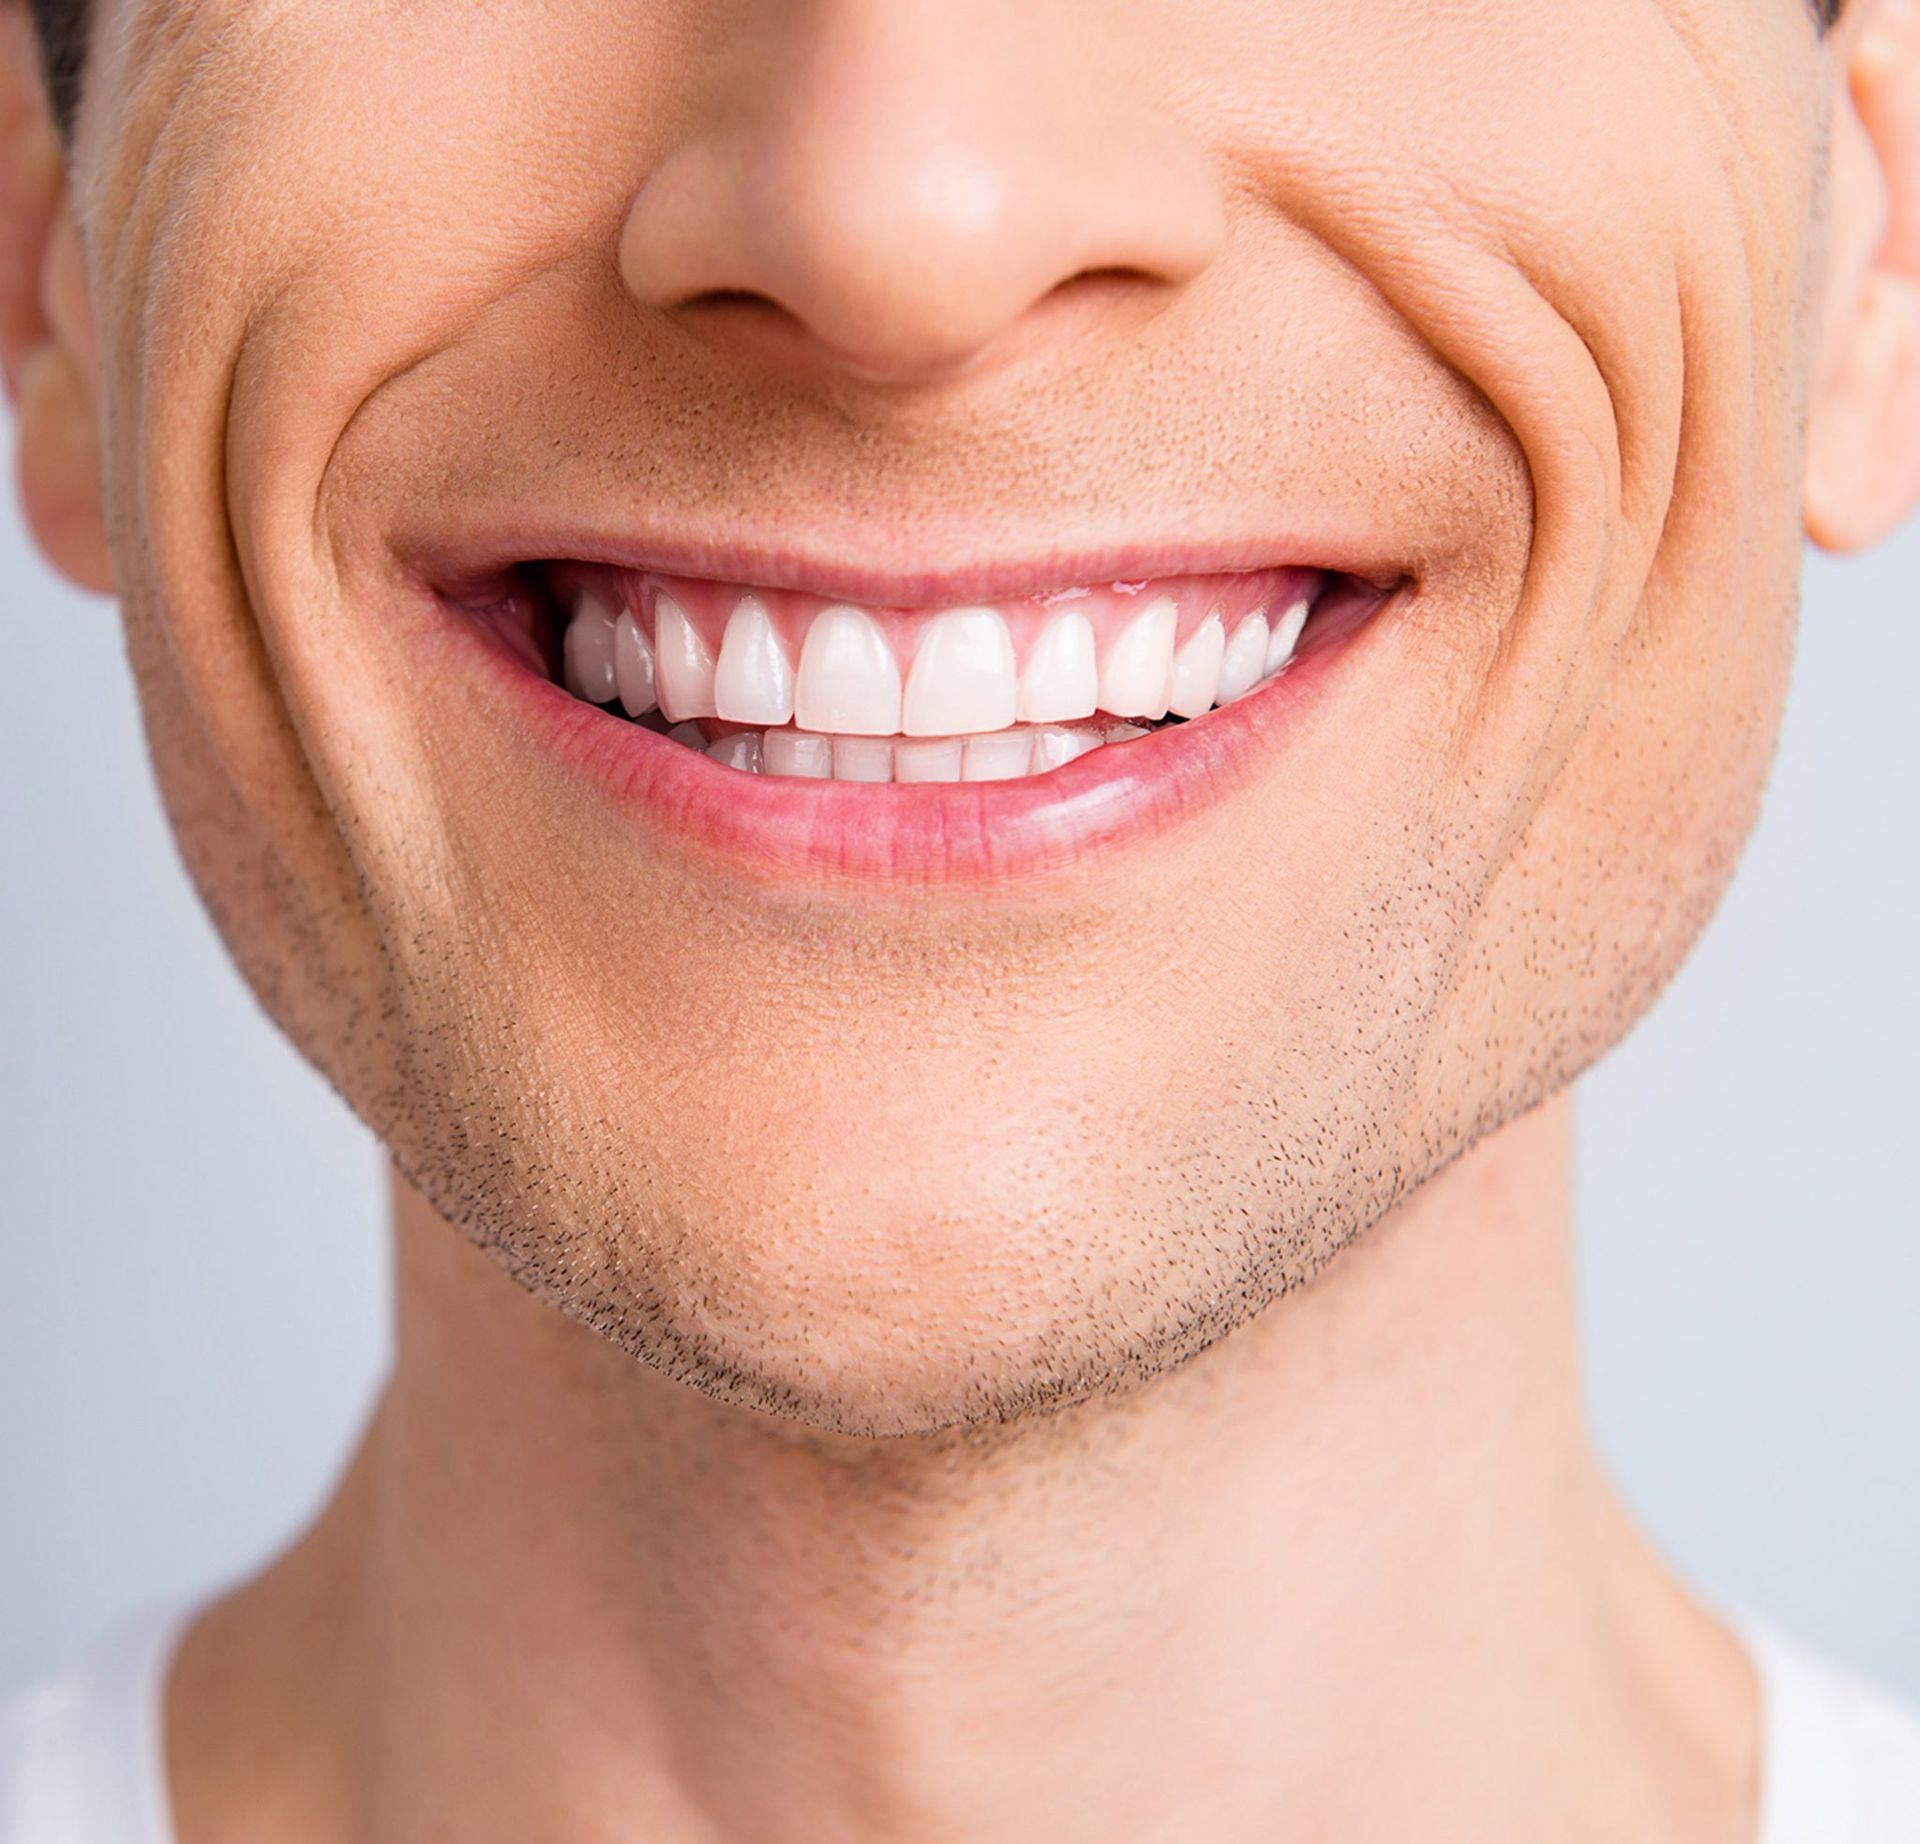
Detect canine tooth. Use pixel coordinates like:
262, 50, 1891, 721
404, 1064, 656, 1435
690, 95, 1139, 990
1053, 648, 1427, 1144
713, 596, 795, 725
962, 730, 1033, 781
1167, 614, 1226, 719
903, 607, 1017, 736
894, 737, 966, 782
666, 721, 707, 749
707, 732, 763, 773
833, 735, 894, 782
1097, 596, 1177, 719
1018, 611, 1099, 723
1217, 614, 1269, 703
763, 729, 834, 778
796, 606, 903, 735
1265, 597, 1312, 675
1030, 725, 1097, 773
655, 593, 717, 720
563, 593, 620, 703
614, 610, 658, 716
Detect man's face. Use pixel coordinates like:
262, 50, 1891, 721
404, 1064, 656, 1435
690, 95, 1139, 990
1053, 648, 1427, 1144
14, 1, 1861, 1429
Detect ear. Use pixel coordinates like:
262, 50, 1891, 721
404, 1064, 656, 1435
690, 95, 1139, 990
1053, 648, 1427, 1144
0, 3, 110, 594
1805, 0, 1920, 553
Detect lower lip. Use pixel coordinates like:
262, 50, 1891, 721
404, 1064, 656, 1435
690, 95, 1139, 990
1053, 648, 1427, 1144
443, 587, 1392, 887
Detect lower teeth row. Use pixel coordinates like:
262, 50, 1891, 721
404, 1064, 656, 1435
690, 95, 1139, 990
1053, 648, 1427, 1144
643, 714, 1165, 782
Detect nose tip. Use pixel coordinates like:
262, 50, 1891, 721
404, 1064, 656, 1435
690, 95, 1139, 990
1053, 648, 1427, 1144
617, 7, 1226, 385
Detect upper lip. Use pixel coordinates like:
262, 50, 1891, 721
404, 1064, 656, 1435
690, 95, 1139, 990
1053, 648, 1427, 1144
408, 521, 1410, 613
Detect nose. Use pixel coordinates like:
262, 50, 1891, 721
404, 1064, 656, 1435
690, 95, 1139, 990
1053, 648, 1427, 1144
618, 0, 1226, 385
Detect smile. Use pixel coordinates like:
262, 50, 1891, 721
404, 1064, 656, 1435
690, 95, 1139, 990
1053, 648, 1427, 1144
512, 563, 1388, 776
437, 551, 1402, 881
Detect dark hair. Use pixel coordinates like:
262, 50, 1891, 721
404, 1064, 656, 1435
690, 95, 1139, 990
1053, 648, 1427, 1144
15, 0, 1852, 146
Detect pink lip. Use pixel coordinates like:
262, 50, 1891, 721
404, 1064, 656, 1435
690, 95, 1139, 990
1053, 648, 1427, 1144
428, 569, 1399, 887
409, 523, 1408, 613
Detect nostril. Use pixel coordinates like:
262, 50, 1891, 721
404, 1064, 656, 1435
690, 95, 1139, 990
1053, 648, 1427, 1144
1047, 265, 1181, 307
679, 288, 781, 316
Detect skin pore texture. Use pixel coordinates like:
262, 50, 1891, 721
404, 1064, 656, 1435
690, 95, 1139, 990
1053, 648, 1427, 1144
3, 1, 1920, 1840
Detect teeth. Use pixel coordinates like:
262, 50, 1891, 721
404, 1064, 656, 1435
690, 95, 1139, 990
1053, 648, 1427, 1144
762, 728, 833, 778
655, 593, 717, 721
894, 736, 966, 783
708, 731, 763, 773
1097, 596, 1177, 720
613, 609, 658, 716
796, 605, 903, 735
1216, 613, 1269, 704
903, 607, 1018, 736
563, 593, 620, 703
565, 579, 1330, 762
1016, 610, 1099, 724
1030, 724, 1097, 773
661, 714, 1208, 778
1265, 597, 1311, 675
961, 730, 1034, 782
713, 596, 795, 725
1167, 614, 1226, 720
832, 735, 894, 782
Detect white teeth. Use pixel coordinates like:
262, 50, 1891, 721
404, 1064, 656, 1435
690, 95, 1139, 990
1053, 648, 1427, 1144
1265, 597, 1311, 675
655, 593, 717, 720
613, 609, 658, 716
574, 580, 1330, 755
1216, 613, 1269, 704
894, 736, 966, 782
903, 607, 1018, 737
713, 596, 795, 725
563, 593, 620, 704
691, 717, 1169, 779
961, 730, 1033, 782
1167, 614, 1226, 720
1097, 596, 1177, 720
796, 605, 903, 735
1016, 610, 1100, 724
762, 728, 833, 778
832, 735, 894, 782
707, 731, 763, 773
1030, 725, 1097, 773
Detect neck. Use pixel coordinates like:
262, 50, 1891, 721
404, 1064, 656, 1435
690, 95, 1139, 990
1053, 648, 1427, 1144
168, 1093, 1759, 1844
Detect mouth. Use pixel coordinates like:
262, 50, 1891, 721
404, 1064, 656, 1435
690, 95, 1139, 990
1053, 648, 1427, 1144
432, 551, 1403, 882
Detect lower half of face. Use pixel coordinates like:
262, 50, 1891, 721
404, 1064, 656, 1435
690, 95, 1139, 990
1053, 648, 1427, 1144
94, 0, 1817, 1433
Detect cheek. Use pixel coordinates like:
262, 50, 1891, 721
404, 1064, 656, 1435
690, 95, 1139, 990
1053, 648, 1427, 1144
116, 585, 402, 1111
1431, 551, 1802, 1132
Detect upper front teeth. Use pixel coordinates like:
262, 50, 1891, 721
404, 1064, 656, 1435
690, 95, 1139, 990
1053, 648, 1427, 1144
713, 594, 794, 725
1168, 613, 1226, 720
1216, 611, 1269, 704
902, 606, 1018, 736
1017, 610, 1099, 724
795, 605, 902, 734
1098, 596, 1179, 721
1266, 598, 1311, 676
656, 593, 717, 720
560, 573, 1322, 742
614, 607, 657, 717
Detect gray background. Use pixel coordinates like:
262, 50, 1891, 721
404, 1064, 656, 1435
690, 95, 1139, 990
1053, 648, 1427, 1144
1, 483, 1915, 1705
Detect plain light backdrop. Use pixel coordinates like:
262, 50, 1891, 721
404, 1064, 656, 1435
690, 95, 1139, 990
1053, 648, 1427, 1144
1, 477, 1915, 1704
